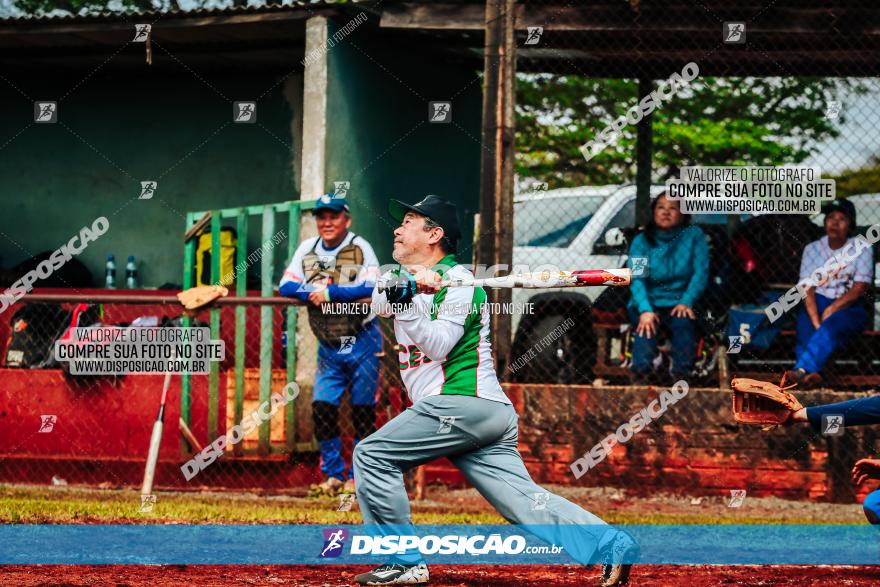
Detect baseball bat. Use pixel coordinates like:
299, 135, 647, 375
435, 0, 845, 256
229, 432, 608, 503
436, 268, 631, 289
141, 369, 172, 496
178, 417, 203, 453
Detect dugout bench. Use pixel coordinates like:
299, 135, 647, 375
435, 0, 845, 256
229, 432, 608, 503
592, 305, 880, 390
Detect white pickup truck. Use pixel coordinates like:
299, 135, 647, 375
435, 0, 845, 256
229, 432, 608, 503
508, 183, 723, 383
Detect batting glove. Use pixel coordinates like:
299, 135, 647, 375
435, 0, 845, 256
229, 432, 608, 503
378, 269, 417, 306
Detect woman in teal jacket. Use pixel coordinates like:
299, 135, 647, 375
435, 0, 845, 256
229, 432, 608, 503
626, 193, 710, 382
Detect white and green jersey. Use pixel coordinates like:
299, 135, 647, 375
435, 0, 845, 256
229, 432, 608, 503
372, 255, 510, 406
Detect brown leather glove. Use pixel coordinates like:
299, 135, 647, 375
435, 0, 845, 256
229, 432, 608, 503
176, 285, 228, 311
731, 374, 804, 429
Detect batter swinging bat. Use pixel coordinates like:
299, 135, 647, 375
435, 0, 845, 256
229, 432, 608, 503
436, 268, 631, 289
141, 369, 172, 496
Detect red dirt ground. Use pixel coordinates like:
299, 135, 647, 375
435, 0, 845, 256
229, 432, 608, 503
3, 565, 880, 586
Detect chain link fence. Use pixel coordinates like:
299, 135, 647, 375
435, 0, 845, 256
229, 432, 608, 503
509, 0, 880, 390
0, 295, 414, 493
2, 1, 880, 505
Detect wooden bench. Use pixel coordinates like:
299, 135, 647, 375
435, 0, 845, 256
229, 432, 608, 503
593, 321, 631, 381
724, 328, 880, 389
593, 318, 880, 389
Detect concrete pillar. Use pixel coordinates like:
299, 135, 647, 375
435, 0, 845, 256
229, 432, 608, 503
295, 16, 329, 414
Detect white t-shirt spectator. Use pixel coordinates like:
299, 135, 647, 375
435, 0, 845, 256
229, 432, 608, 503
799, 235, 874, 299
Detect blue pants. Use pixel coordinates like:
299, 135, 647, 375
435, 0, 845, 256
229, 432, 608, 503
795, 293, 866, 374
628, 306, 697, 376
354, 395, 617, 565
314, 322, 381, 481
864, 489, 880, 525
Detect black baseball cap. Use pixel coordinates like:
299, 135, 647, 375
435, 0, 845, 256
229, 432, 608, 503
389, 195, 462, 246
822, 198, 856, 226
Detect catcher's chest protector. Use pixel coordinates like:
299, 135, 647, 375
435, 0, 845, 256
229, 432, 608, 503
303, 237, 371, 344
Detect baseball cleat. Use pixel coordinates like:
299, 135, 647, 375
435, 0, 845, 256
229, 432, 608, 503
599, 530, 639, 586
354, 562, 430, 585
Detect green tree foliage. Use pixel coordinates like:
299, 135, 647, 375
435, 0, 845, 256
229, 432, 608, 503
10, 0, 268, 16
15, 0, 167, 14
517, 74, 867, 189
832, 155, 880, 197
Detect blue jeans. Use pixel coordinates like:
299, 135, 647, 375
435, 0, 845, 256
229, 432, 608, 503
628, 306, 697, 376
795, 293, 866, 374
313, 322, 382, 481
864, 489, 880, 525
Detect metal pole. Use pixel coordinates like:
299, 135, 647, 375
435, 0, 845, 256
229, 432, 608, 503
479, 0, 516, 372
636, 77, 654, 227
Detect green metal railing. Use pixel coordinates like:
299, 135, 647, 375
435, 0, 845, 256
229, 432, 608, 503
181, 199, 316, 457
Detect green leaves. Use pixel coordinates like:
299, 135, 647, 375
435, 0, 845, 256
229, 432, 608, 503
517, 74, 867, 187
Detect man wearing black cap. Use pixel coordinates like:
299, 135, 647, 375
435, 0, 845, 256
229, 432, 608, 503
785, 197, 873, 388
351, 195, 637, 586
279, 192, 381, 496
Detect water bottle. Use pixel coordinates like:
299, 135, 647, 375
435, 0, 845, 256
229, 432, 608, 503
105, 255, 116, 289
125, 255, 138, 289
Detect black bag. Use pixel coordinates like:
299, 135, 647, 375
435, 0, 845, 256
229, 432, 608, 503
4, 304, 71, 368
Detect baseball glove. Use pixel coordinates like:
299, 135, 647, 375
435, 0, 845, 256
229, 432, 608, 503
731, 373, 804, 429
177, 285, 228, 311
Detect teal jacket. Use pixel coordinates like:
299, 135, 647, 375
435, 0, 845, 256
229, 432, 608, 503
627, 225, 710, 314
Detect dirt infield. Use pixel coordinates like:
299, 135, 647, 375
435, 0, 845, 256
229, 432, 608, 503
3, 485, 877, 585
4, 564, 880, 586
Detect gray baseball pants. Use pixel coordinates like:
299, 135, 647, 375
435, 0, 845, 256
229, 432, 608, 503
353, 394, 616, 565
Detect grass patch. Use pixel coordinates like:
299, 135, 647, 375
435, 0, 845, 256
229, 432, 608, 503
0, 485, 859, 526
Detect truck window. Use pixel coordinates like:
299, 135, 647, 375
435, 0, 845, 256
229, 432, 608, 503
606, 199, 635, 230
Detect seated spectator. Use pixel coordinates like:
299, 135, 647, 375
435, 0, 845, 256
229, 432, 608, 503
786, 198, 873, 389
626, 193, 709, 383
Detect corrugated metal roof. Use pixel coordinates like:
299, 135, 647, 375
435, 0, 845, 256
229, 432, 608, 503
0, 0, 357, 23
